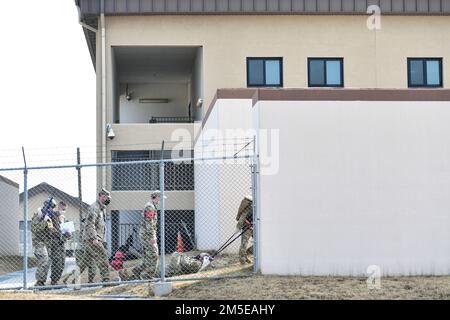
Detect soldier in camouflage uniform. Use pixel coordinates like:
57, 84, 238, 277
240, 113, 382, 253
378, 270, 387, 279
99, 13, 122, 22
31, 198, 71, 286
47, 201, 71, 285
119, 190, 166, 281
236, 195, 253, 265
31, 198, 57, 287
82, 188, 111, 283
61, 207, 97, 285
165, 252, 213, 277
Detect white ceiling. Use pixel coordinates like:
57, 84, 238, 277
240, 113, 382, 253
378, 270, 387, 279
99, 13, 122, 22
114, 46, 199, 83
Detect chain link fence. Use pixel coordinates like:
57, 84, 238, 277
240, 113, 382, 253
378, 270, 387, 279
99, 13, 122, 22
0, 149, 258, 291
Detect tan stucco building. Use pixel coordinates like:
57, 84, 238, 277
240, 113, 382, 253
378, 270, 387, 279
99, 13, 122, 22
76, 0, 450, 275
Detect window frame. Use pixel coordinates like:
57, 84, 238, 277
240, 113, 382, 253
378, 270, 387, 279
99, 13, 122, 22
407, 58, 443, 88
246, 57, 283, 88
308, 57, 344, 88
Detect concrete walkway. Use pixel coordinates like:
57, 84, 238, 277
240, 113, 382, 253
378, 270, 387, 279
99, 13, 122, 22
0, 257, 77, 290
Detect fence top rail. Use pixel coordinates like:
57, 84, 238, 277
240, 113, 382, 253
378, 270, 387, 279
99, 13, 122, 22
0, 154, 254, 172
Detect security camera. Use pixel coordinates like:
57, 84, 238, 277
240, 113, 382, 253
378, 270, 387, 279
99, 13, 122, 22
106, 124, 115, 140
108, 129, 115, 140
196, 98, 204, 108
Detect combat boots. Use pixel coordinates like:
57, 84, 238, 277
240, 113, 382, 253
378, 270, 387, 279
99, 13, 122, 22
61, 271, 79, 285
239, 257, 252, 265
101, 278, 117, 287
61, 273, 70, 285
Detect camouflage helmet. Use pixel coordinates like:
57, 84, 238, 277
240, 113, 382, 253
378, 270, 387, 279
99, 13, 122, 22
99, 188, 111, 197
99, 188, 111, 206
151, 190, 167, 199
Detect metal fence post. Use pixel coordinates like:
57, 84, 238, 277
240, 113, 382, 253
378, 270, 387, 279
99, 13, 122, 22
22, 147, 29, 289
76, 147, 83, 221
251, 137, 259, 274
159, 159, 166, 282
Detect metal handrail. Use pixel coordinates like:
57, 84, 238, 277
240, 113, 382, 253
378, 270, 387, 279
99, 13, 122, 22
149, 116, 194, 123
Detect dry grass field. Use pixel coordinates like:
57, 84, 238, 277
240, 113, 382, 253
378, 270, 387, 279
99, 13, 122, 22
1, 253, 450, 300
2, 274, 450, 300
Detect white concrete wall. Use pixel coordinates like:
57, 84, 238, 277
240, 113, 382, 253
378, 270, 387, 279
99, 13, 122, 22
112, 48, 120, 123
120, 83, 189, 123
0, 179, 19, 256
254, 100, 450, 276
108, 123, 194, 155
216, 100, 254, 253
195, 99, 254, 252
195, 102, 220, 250
190, 47, 203, 121
109, 191, 194, 211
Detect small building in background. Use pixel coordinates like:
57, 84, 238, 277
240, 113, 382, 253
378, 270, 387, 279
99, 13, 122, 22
0, 174, 20, 256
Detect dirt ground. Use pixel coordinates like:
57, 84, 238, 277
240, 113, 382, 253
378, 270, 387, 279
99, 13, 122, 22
0, 256, 37, 275
59, 251, 239, 285
2, 274, 450, 300
164, 275, 450, 300
0, 292, 93, 300
2, 252, 450, 300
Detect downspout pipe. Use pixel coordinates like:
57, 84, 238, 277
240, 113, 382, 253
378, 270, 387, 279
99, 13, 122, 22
76, 0, 106, 188
101, 0, 107, 187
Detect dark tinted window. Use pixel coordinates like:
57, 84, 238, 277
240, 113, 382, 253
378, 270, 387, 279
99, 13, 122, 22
408, 58, 442, 87
308, 58, 343, 87
248, 59, 265, 86
247, 58, 283, 87
309, 60, 325, 86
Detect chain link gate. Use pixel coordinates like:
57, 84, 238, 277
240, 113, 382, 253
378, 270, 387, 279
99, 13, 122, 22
0, 148, 258, 291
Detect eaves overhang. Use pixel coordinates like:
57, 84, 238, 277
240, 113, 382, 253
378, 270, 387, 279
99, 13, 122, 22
75, 0, 450, 68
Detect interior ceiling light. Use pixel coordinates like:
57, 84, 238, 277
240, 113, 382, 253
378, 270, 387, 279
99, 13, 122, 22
139, 98, 170, 103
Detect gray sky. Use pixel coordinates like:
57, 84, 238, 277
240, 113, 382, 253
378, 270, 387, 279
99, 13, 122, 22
0, 0, 97, 202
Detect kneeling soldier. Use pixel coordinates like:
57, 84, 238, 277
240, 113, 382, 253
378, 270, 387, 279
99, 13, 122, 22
236, 195, 253, 265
